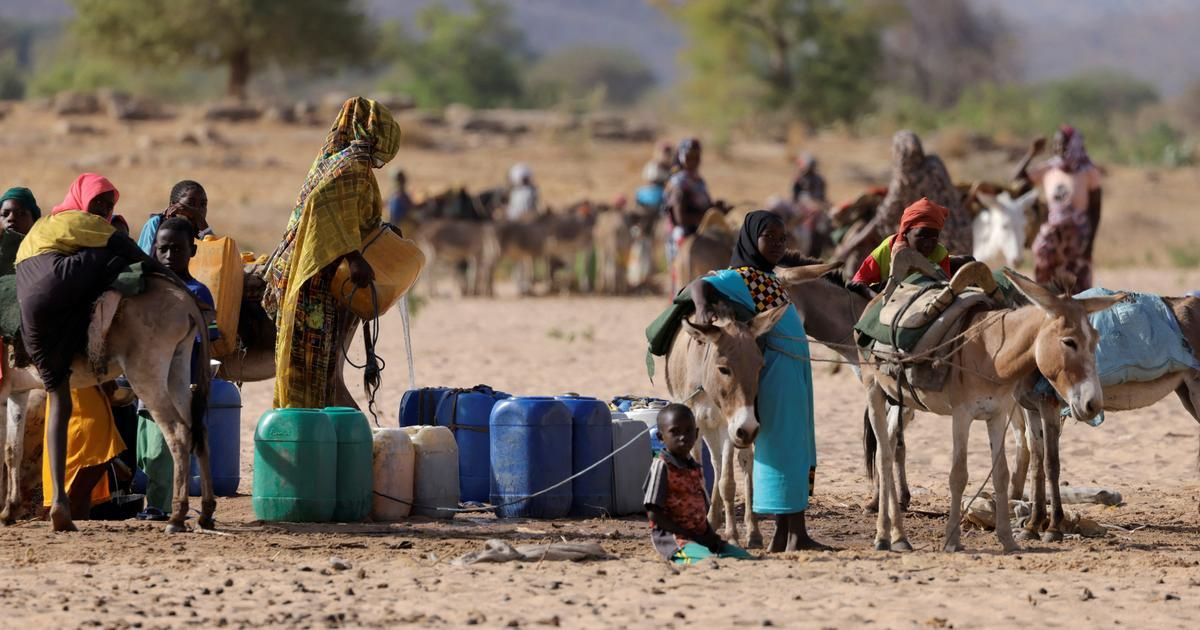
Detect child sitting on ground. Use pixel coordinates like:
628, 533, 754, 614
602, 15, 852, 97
136, 216, 217, 520
643, 404, 752, 564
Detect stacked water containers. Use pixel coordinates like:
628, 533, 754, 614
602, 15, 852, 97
251, 407, 375, 523
489, 397, 573, 518
187, 377, 242, 497
434, 387, 510, 503
556, 396, 614, 517
610, 411, 651, 515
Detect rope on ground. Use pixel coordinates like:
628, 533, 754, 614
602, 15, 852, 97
374, 426, 652, 513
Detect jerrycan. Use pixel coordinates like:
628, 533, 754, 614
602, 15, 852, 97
252, 409, 336, 522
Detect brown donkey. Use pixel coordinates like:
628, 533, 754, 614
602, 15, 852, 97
1010, 294, 1200, 542
861, 250, 1123, 553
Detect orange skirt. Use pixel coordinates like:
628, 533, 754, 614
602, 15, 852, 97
41, 386, 125, 507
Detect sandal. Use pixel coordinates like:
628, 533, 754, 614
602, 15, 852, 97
136, 507, 168, 521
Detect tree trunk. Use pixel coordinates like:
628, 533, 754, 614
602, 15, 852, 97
227, 48, 251, 101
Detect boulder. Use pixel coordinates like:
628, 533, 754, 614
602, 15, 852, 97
52, 91, 102, 116
53, 119, 104, 136
202, 101, 262, 123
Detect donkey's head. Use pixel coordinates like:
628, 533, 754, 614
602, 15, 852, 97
681, 306, 789, 448
973, 190, 1036, 269
1005, 270, 1123, 422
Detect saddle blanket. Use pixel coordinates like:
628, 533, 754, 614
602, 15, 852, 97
1080, 288, 1200, 387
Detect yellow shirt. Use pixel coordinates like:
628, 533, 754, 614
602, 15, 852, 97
15, 211, 115, 265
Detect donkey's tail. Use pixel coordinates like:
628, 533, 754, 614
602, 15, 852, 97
189, 304, 212, 456
863, 406, 876, 480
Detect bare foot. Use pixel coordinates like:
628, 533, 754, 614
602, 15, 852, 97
49, 502, 77, 532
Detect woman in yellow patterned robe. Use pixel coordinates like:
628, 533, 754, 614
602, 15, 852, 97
262, 98, 401, 408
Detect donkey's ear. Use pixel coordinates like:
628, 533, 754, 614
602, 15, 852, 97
682, 319, 722, 344
775, 262, 840, 286
750, 305, 789, 339
1016, 188, 1040, 209
1078, 292, 1126, 314
1003, 268, 1059, 313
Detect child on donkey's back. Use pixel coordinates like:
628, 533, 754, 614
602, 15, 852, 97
643, 404, 753, 564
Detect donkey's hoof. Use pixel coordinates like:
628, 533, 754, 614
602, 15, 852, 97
1017, 529, 1039, 542
1002, 543, 1023, 555
891, 538, 913, 552
164, 522, 188, 535
942, 541, 962, 553
1040, 530, 1064, 543
0, 507, 14, 526
873, 539, 891, 551
198, 516, 216, 531
900, 495, 912, 512
864, 498, 880, 514
746, 532, 764, 549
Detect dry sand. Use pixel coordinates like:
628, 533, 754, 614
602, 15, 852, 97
1, 104, 1200, 627
4, 286, 1200, 628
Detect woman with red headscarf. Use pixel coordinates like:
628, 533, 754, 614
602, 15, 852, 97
14, 172, 153, 530
851, 197, 952, 287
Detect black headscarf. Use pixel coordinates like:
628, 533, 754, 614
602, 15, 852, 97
730, 210, 784, 271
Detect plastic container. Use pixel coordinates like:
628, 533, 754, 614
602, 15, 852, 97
556, 396, 614, 517
188, 378, 242, 497
192, 235, 244, 357
332, 223, 425, 320
399, 387, 451, 427
326, 407, 374, 522
252, 409, 336, 522
371, 428, 415, 521
489, 397, 572, 519
436, 387, 510, 503
401, 426, 459, 519
610, 412, 652, 515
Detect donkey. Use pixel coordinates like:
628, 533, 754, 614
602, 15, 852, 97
861, 249, 1123, 553
1009, 293, 1200, 542
672, 210, 734, 294
663, 263, 838, 547
972, 190, 1038, 270
592, 208, 634, 295
414, 218, 500, 297
0, 276, 215, 533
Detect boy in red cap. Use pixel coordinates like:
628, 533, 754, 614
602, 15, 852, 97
852, 197, 951, 287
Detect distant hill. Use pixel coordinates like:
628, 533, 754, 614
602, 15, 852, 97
2, 0, 1197, 95
971, 0, 1200, 94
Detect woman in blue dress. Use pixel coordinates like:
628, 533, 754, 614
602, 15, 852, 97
688, 210, 827, 551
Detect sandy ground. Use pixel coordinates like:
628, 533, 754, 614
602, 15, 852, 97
2, 103, 1200, 627
5, 271, 1200, 628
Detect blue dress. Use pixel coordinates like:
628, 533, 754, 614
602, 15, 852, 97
703, 267, 817, 513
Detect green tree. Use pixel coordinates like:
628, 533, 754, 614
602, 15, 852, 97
527, 46, 656, 107
69, 0, 369, 99
384, 0, 531, 108
659, 0, 888, 131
